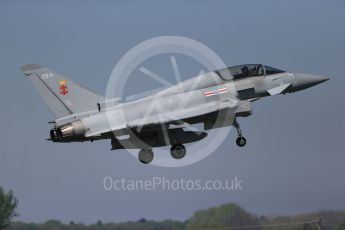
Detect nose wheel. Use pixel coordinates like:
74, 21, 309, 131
234, 119, 247, 147
236, 136, 247, 147
138, 148, 154, 164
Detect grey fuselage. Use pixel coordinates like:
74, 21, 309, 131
51, 64, 328, 149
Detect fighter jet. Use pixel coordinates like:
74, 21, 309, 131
21, 63, 328, 164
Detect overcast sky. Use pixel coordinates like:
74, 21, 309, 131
0, 0, 344, 224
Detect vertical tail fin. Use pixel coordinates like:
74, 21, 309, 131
21, 64, 104, 118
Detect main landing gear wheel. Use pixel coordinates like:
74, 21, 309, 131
138, 148, 154, 164
233, 119, 247, 147
170, 144, 186, 159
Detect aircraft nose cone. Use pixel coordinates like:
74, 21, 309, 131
293, 73, 329, 91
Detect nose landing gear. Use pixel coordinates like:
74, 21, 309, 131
234, 119, 247, 147
236, 136, 247, 147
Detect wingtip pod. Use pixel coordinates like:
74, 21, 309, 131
20, 63, 43, 74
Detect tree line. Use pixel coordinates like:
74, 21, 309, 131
1, 186, 345, 230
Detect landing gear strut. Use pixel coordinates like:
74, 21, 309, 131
170, 143, 186, 159
234, 119, 247, 147
138, 148, 154, 164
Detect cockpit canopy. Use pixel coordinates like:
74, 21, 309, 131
215, 64, 285, 81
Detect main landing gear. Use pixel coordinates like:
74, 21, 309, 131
170, 143, 186, 159
138, 148, 154, 164
233, 119, 247, 147
138, 143, 187, 164
137, 119, 247, 163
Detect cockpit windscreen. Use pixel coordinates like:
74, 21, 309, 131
215, 64, 286, 81
231, 64, 264, 79
215, 64, 264, 81
264, 65, 285, 75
